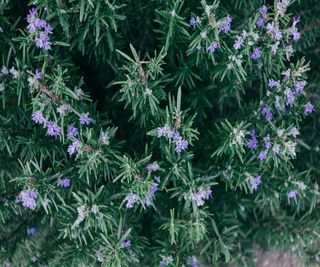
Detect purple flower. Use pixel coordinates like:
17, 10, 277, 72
27, 227, 37, 236
217, 15, 232, 33
189, 17, 197, 28
251, 48, 262, 60
266, 23, 282, 40
247, 137, 258, 150
67, 125, 79, 138
259, 5, 268, 18
304, 102, 314, 114
125, 194, 139, 209
144, 184, 158, 207
160, 256, 173, 266
261, 105, 273, 121
251, 175, 261, 191
272, 144, 280, 155
173, 133, 188, 153
293, 16, 300, 27
79, 113, 92, 125
291, 28, 301, 41
58, 178, 70, 188
67, 141, 81, 156
285, 89, 296, 106
294, 81, 307, 93
19, 189, 39, 210
257, 150, 267, 161
121, 240, 131, 249
207, 42, 220, 53
46, 120, 62, 137
149, 184, 158, 197
35, 32, 52, 51
233, 36, 244, 50
147, 162, 160, 173
288, 189, 298, 200
263, 136, 272, 149
192, 187, 212, 206
268, 79, 280, 88
35, 69, 43, 79
247, 129, 258, 150
275, 96, 285, 112
289, 127, 299, 138
32, 111, 46, 124
26, 8, 53, 51
256, 18, 264, 28
188, 256, 199, 267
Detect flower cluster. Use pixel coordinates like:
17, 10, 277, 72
191, 187, 212, 206
250, 175, 261, 191
217, 15, 232, 33
256, 5, 268, 28
147, 161, 160, 173
27, 8, 53, 51
27, 227, 37, 236
57, 178, 70, 188
160, 256, 173, 266
18, 189, 39, 210
188, 256, 199, 267
28, 69, 43, 90
121, 240, 131, 249
125, 193, 140, 209
157, 125, 188, 153
125, 182, 159, 209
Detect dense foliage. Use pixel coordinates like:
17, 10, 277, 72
0, 0, 319, 266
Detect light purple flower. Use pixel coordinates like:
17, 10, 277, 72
27, 227, 37, 236
32, 111, 46, 124
207, 42, 220, 53
263, 136, 272, 149
268, 79, 280, 88
289, 127, 299, 138
189, 17, 197, 28
275, 96, 285, 112
293, 16, 300, 27
294, 81, 307, 93
58, 178, 70, 188
125, 194, 139, 209
79, 113, 92, 125
67, 125, 79, 138
19, 189, 39, 210
188, 256, 199, 267
251, 48, 262, 60
35, 69, 43, 79
257, 150, 267, 161
266, 23, 282, 40
217, 15, 232, 33
149, 184, 158, 197
46, 120, 62, 137
256, 18, 264, 28
247, 130, 258, 150
261, 105, 273, 121
251, 175, 261, 191
288, 189, 298, 200
67, 141, 81, 156
291, 28, 301, 41
147, 162, 160, 173
285, 89, 296, 106
259, 5, 268, 18
160, 256, 173, 266
121, 240, 131, 249
192, 187, 212, 206
233, 36, 244, 50
304, 102, 314, 114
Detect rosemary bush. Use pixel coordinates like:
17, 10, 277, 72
0, 0, 319, 266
